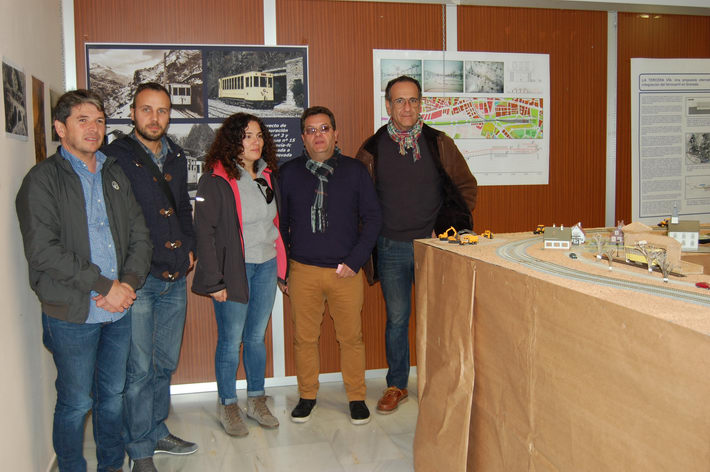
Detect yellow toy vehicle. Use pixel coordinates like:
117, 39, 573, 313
438, 226, 457, 242
482, 230, 494, 239
458, 230, 479, 245
657, 218, 669, 228
533, 224, 545, 234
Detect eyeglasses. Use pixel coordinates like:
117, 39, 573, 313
391, 97, 421, 108
254, 177, 274, 204
304, 124, 332, 135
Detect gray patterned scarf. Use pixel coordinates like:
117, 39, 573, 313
305, 149, 340, 233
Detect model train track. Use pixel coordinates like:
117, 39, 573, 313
496, 236, 710, 308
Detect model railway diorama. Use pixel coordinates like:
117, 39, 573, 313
432, 219, 710, 307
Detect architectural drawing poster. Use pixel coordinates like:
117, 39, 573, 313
373, 50, 549, 186
631, 58, 710, 224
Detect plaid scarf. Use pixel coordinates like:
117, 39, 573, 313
387, 117, 424, 163
305, 149, 340, 233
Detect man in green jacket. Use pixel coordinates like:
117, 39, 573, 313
16, 89, 152, 472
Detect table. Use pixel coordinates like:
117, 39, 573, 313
412, 234, 710, 471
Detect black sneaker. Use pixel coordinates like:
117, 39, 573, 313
290, 398, 317, 423
349, 401, 371, 425
154, 433, 198, 455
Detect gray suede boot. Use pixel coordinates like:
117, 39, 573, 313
247, 396, 280, 428
217, 400, 249, 437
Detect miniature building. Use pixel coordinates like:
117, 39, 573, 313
610, 220, 624, 245
571, 222, 586, 245
668, 220, 700, 250
543, 226, 572, 249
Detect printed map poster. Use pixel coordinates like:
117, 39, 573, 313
631, 58, 710, 224
373, 50, 550, 186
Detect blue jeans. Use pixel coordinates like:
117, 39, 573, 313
42, 312, 131, 472
377, 236, 415, 390
214, 258, 277, 404
124, 275, 187, 460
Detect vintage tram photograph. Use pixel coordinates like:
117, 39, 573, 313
205, 47, 306, 118
87, 46, 204, 119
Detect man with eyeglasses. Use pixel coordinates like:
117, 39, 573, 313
279, 106, 382, 425
103, 82, 197, 472
355, 75, 478, 415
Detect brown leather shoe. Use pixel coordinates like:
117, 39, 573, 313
376, 386, 408, 414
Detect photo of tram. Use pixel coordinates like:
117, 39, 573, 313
168, 83, 191, 106
218, 71, 274, 108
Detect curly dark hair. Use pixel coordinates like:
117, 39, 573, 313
205, 113, 277, 180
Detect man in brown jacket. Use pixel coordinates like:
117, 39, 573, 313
355, 75, 477, 414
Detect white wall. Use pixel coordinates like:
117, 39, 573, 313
0, 0, 64, 469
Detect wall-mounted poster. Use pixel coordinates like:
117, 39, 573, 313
32, 76, 47, 162
3, 58, 28, 139
86, 43, 308, 194
49, 88, 61, 143
631, 58, 710, 225
374, 50, 550, 186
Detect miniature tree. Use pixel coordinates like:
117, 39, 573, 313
647, 248, 665, 272
592, 234, 604, 260
652, 250, 675, 282
604, 246, 616, 270
634, 241, 655, 273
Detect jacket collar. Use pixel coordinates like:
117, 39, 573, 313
53, 146, 116, 174
363, 122, 440, 156
213, 160, 272, 181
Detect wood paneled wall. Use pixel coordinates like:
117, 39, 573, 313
616, 12, 710, 224
275, 0, 442, 377
72, 1, 708, 385
73, 0, 264, 88
458, 6, 608, 233
73, 0, 269, 385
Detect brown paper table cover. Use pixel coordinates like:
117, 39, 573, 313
413, 235, 710, 472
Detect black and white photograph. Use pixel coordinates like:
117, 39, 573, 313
380, 59, 422, 91
3, 60, 28, 138
87, 47, 204, 119
423, 60, 463, 93
465, 61, 504, 93
205, 47, 306, 118
32, 76, 47, 162
686, 132, 710, 165
49, 88, 61, 142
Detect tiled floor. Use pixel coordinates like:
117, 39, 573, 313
80, 376, 417, 471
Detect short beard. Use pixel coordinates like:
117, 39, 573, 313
136, 125, 165, 142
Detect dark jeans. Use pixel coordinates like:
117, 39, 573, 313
124, 275, 187, 459
377, 236, 415, 390
42, 312, 131, 472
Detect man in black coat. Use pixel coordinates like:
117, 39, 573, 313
103, 83, 196, 472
